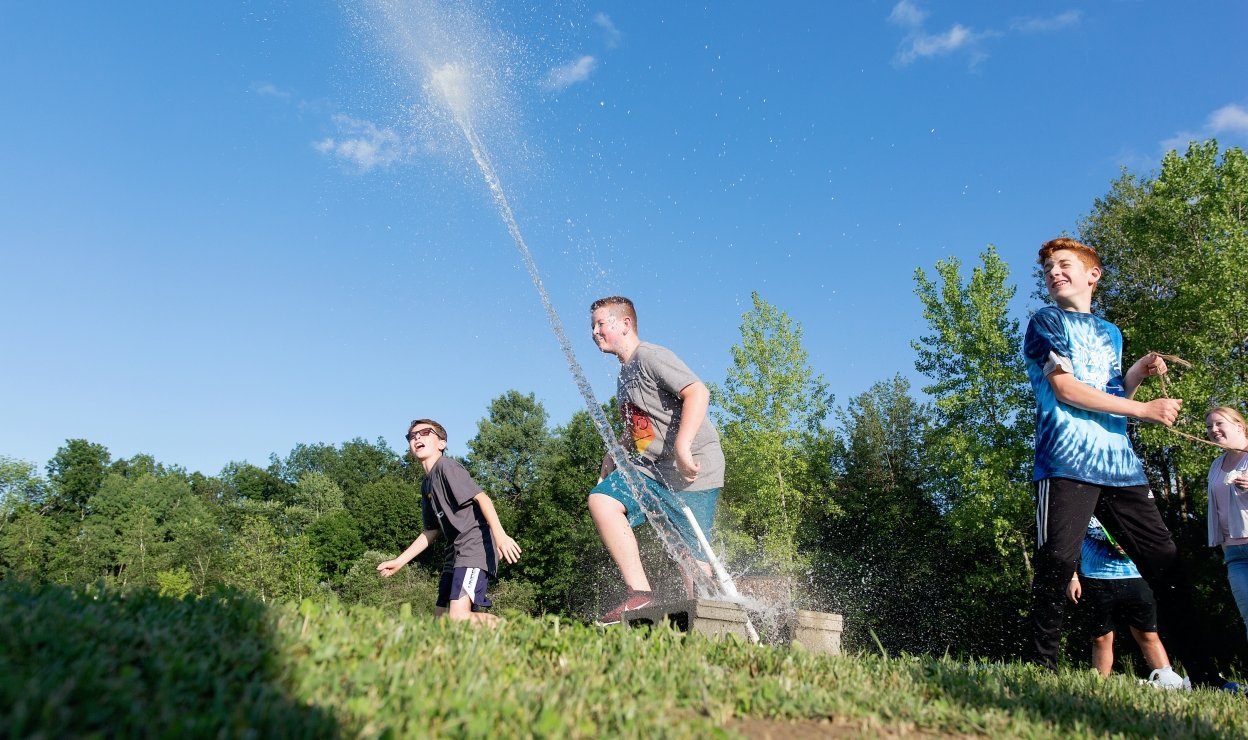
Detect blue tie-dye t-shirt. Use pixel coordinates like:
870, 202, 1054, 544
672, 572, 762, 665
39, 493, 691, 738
1079, 516, 1142, 580
1023, 306, 1147, 487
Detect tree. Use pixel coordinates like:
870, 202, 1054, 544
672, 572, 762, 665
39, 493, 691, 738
345, 477, 424, 553
1079, 140, 1248, 517
1, 457, 49, 536
46, 439, 111, 519
273, 438, 404, 497
912, 246, 1035, 656
219, 462, 292, 504
813, 376, 953, 654
291, 472, 346, 519
166, 494, 225, 596
224, 515, 283, 602
281, 534, 323, 602
466, 390, 551, 501
711, 292, 832, 570
84, 473, 191, 589
0, 508, 54, 581
306, 509, 365, 583
509, 408, 610, 615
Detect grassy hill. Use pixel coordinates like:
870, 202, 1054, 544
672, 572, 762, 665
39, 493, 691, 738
2, 582, 1244, 738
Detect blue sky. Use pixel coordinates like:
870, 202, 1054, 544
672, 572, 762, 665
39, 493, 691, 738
2, 1, 1246, 477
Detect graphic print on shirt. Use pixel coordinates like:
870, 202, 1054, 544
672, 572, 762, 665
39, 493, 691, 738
621, 399, 656, 454
1066, 318, 1122, 395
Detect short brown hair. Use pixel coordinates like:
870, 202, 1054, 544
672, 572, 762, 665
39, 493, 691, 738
590, 296, 637, 327
1038, 237, 1102, 270
408, 418, 447, 443
1206, 406, 1247, 429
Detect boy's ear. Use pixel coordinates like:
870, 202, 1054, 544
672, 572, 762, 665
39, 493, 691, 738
1088, 264, 1102, 287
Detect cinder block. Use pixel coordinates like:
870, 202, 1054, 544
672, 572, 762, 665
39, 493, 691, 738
792, 609, 843, 656
622, 598, 750, 640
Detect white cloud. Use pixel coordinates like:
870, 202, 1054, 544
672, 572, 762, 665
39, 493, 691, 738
594, 12, 621, 49
888, 1, 927, 29
896, 24, 978, 65
252, 81, 291, 100
313, 114, 404, 172
1010, 11, 1082, 33
1209, 104, 1248, 134
1160, 103, 1248, 153
545, 55, 597, 91
888, 2, 987, 67
889, 3, 1077, 68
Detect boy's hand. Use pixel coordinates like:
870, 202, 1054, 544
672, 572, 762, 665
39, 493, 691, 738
675, 447, 701, 483
1066, 577, 1081, 603
1128, 352, 1168, 385
377, 560, 402, 578
1139, 398, 1181, 426
1230, 474, 1248, 493
495, 534, 522, 565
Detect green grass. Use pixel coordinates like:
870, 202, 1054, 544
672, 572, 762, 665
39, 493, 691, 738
3, 582, 1245, 738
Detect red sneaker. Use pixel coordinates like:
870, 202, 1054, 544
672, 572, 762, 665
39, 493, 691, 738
596, 588, 654, 626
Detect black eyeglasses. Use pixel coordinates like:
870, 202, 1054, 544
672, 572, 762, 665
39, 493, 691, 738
406, 427, 439, 442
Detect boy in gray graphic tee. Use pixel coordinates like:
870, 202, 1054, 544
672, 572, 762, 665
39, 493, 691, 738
587, 296, 726, 625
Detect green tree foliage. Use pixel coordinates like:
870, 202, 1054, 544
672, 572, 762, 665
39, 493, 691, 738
912, 246, 1034, 656
466, 390, 551, 501
281, 534, 323, 602
219, 461, 292, 504
166, 494, 225, 596
509, 408, 610, 615
291, 472, 346, 519
345, 477, 423, 554
306, 509, 365, 583
712, 292, 832, 571
1, 456, 50, 520
224, 515, 284, 603
274, 438, 405, 496
813, 376, 955, 653
84, 473, 192, 590
1079, 140, 1248, 513
46, 439, 111, 519
0, 508, 54, 581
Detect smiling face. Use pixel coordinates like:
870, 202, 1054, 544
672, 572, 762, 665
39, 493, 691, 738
590, 305, 634, 358
1206, 410, 1248, 449
1042, 248, 1101, 311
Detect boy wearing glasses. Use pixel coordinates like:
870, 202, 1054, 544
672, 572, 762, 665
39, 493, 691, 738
377, 419, 521, 624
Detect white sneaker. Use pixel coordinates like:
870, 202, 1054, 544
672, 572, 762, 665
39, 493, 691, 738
1142, 667, 1191, 691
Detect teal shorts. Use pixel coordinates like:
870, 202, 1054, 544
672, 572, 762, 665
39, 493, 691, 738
591, 469, 719, 559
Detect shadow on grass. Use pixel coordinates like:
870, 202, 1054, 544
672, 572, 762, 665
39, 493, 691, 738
0, 580, 340, 737
913, 658, 1230, 739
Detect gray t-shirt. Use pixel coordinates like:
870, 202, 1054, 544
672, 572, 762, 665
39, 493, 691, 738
421, 456, 496, 575
617, 341, 725, 491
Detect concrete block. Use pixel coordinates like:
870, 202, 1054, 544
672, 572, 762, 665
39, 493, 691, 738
622, 598, 750, 640
792, 609, 843, 656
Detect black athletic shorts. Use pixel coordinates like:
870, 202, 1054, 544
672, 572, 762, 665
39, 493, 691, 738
1081, 576, 1158, 636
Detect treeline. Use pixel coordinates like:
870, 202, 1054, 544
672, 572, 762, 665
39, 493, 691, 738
2, 141, 1245, 669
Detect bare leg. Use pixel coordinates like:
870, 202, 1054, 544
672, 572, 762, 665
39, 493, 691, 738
589, 492, 651, 592
1130, 627, 1171, 672
1091, 631, 1114, 677
443, 595, 501, 627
